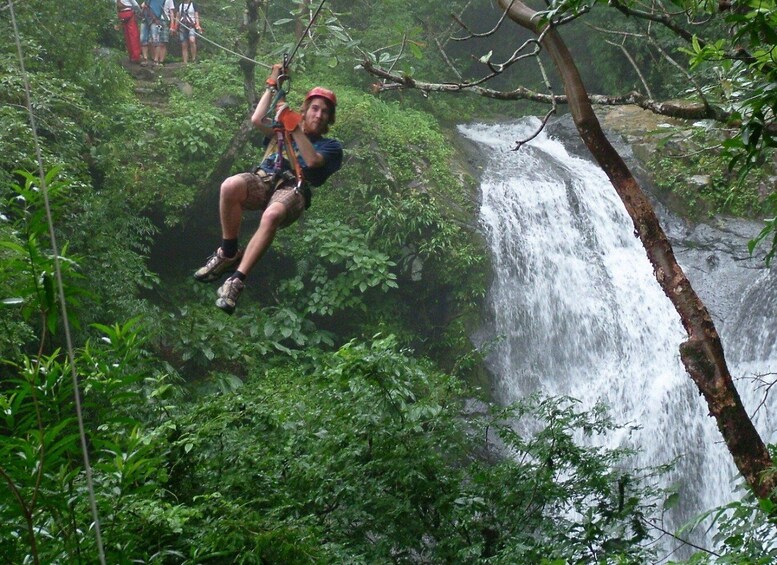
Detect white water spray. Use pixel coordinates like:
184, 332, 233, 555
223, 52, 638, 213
460, 118, 776, 551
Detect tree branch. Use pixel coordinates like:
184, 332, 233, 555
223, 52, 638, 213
451, 0, 518, 40
362, 59, 737, 123
607, 0, 703, 46
604, 39, 654, 99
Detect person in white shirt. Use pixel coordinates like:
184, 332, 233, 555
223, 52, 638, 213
176, 2, 201, 64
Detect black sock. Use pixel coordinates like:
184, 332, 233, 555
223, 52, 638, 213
221, 239, 239, 258
230, 270, 246, 282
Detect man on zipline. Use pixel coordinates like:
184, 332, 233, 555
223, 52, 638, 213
193, 63, 343, 314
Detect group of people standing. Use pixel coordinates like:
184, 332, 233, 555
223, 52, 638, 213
116, 0, 201, 66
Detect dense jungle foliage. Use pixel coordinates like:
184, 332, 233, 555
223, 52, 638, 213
2, 0, 776, 562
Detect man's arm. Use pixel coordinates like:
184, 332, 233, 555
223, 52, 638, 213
251, 64, 284, 137
289, 128, 325, 169
251, 88, 278, 138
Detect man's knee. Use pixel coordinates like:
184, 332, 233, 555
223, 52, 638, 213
220, 175, 247, 202
261, 204, 287, 229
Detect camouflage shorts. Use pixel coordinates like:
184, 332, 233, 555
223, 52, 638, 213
237, 171, 305, 228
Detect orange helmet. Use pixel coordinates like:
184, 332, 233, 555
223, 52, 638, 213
305, 87, 337, 124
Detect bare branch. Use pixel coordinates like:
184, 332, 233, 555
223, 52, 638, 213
361, 59, 739, 123
607, 0, 704, 46
740, 372, 777, 419
481, 36, 543, 74
514, 57, 557, 150
587, 23, 646, 40
643, 518, 720, 558
605, 39, 654, 99
451, 0, 518, 40
386, 34, 407, 78
646, 33, 710, 110
435, 37, 463, 80
439, 0, 473, 50
550, 4, 591, 26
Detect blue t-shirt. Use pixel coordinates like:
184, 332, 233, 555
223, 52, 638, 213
148, 0, 164, 18
259, 135, 343, 187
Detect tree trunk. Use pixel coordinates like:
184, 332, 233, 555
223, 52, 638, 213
497, 0, 775, 499
190, 0, 265, 219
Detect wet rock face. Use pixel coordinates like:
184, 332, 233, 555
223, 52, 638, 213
597, 104, 686, 140
543, 110, 770, 334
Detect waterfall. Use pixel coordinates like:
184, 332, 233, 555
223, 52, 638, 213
460, 117, 777, 551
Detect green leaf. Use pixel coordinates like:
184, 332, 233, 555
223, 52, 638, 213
663, 492, 680, 510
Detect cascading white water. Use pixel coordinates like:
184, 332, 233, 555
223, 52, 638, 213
460, 117, 776, 551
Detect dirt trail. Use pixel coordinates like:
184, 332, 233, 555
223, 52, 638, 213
120, 59, 192, 110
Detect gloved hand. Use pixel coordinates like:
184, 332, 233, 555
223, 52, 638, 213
274, 103, 302, 132
266, 63, 285, 88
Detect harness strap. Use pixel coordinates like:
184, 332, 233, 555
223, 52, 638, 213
261, 73, 305, 191
260, 125, 305, 192
282, 129, 305, 191
179, 2, 196, 26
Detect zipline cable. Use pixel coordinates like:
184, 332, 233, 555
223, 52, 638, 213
7, 2, 107, 563
286, 0, 329, 68
177, 20, 271, 69
177, 0, 328, 72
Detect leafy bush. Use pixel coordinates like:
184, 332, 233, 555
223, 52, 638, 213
161, 337, 661, 563
679, 486, 777, 564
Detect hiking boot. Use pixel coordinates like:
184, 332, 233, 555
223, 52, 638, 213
216, 277, 244, 315
193, 248, 243, 282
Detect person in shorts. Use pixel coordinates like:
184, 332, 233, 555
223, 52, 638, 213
138, 1, 155, 66
176, 1, 201, 63
156, 0, 175, 65
193, 64, 343, 314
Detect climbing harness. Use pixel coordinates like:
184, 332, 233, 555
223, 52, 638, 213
266, 60, 306, 195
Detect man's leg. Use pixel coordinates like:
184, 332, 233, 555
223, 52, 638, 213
140, 23, 150, 64
159, 25, 169, 62
236, 202, 288, 277
122, 16, 142, 62
193, 174, 249, 282
151, 25, 161, 64
219, 175, 249, 240
215, 202, 288, 314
